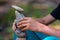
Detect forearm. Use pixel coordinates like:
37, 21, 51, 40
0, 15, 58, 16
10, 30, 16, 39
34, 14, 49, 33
38, 24, 60, 38
36, 14, 56, 25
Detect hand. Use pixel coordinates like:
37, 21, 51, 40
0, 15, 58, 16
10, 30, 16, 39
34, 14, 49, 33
17, 17, 46, 32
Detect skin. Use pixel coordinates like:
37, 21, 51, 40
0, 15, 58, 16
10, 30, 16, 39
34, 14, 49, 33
36, 14, 56, 25
12, 14, 60, 38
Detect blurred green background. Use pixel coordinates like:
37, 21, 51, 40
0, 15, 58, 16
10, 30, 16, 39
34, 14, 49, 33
0, 0, 60, 40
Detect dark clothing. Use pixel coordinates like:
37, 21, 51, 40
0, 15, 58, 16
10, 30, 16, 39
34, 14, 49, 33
51, 4, 60, 20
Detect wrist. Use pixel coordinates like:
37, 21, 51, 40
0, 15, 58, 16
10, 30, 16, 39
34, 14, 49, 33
38, 23, 48, 32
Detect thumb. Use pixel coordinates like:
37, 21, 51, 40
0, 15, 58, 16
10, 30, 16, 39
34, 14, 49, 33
12, 20, 16, 32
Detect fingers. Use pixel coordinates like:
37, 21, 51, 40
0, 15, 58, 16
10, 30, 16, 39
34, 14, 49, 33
17, 20, 30, 26
13, 17, 32, 31
17, 23, 30, 31
21, 23, 30, 31
18, 17, 31, 22
17, 17, 31, 27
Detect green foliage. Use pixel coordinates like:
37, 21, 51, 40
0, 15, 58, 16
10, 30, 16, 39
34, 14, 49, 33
0, 4, 54, 40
